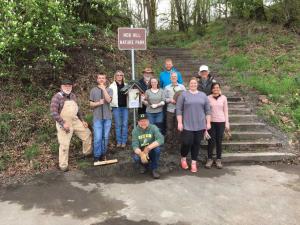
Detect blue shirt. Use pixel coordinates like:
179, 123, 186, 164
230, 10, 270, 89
159, 67, 183, 88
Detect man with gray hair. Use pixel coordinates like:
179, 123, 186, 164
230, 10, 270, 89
197, 65, 216, 95
164, 72, 186, 146
50, 79, 92, 171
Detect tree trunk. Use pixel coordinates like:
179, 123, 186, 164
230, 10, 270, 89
145, 0, 156, 33
170, 0, 176, 30
174, 0, 186, 31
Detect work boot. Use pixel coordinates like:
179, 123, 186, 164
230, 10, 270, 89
216, 159, 223, 169
100, 155, 107, 161
205, 159, 213, 169
60, 166, 69, 172
152, 169, 160, 179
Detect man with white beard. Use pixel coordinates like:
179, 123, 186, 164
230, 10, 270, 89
50, 79, 92, 171
138, 67, 154, 114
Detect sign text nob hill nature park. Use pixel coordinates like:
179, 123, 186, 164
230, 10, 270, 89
118, 28, 147, 50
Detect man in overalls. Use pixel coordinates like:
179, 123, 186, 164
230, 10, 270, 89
50, 79, 92, 171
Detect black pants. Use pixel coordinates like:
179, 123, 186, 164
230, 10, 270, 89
207, 122, 225, 159
181, 129, 204, 161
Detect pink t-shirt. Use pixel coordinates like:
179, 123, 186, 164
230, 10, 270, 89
208, 95, 229, 125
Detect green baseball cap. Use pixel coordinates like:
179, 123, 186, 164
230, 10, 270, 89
138, 114, 148, 121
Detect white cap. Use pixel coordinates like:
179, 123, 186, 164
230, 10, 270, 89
199, 65, 209, 72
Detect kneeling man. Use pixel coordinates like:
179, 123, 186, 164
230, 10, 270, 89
132, 114, 164, 179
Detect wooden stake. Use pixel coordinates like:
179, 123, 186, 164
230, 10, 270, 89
93, 159, 118, 166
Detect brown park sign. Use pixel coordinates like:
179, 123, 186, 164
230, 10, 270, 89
118, 28, 147, 50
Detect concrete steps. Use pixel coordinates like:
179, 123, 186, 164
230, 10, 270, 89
230, 122, 266, 131
153, 47, 288, 160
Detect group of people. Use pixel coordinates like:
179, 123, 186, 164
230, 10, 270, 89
50, 58, 230, 179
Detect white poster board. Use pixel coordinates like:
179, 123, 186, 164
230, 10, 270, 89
128, 89, 140, 108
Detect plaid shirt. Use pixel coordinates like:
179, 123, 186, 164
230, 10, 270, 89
50, 91, 83, 126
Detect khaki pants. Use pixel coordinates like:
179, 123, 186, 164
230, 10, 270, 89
56, 100, 92, 170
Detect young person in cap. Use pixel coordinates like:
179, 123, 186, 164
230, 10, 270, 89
109, 70, 128, 148
89, 73, 113, 164
138, 67, 154, 114
159, 58, 183, 89
50, 79, 92, 171
132, 114, 164, 179
176, 77, 211, 173
164, 72, 186, 145
197, 65, 216, 95
206, 83, 230, 169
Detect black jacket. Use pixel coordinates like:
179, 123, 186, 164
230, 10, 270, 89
197, 74, 216, 96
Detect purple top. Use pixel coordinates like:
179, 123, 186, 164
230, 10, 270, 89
176, 91, 211, 131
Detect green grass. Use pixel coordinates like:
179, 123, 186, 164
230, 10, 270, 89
189, 19, 300, 133
0, 121, 10, 143
0, 152, 11, 171
14, 98, 24, 108
24, 144, 40, 161
50, 142, 59, 154
225, 55, 250, 71
148, 30, 200, 48
77, 160, 91, 170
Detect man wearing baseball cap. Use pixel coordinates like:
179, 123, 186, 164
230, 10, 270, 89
138, 67, 154, 114
197, 65, 217, 95
50, 79, 92, 171
132, 114, 164, 179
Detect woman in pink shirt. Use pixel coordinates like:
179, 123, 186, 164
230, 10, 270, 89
206, 83, 230, 169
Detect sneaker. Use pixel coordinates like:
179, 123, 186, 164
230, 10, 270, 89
180, 158, 189, 170
121, 144, 126, 148
216, 159, 223, 169
152, 169, 160, 179
205, 159, 213, 169
191, 162, 197, 173
116, 144, 121, 148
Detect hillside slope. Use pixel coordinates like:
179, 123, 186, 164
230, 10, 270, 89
0, 31, 153, 183
187, 19, 300, 147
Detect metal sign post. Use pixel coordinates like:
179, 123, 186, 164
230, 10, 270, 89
118, 26, 147, 128
131, 26, 136, 127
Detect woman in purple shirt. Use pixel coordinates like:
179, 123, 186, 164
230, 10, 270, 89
176, 77, 211, 173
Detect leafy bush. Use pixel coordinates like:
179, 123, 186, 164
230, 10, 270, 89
0, 0, 97, 67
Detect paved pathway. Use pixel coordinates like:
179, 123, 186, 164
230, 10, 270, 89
1, 164, 300, 225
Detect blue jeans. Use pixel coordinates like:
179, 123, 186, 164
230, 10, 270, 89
133, 147, 161, 170
146, 112, 163, 132
112, 107, 129, 145
93, 119, 112, 158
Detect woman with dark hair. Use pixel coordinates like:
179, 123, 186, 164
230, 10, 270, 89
176, 77, 211, 173
109, 70, 128, 148
205, 82, 229, 169
143, 78, 165, 131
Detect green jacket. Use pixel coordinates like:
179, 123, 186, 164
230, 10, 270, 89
132, 124, 164, 151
